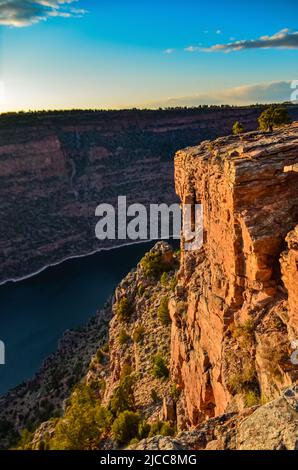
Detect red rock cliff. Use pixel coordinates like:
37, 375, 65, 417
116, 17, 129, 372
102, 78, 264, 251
171, 123, 298, 428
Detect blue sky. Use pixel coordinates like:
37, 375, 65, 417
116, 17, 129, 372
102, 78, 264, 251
0, 0, 298, 111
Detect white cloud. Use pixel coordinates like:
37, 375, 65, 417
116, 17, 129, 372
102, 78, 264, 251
199, 28, 298, 52
163, 48, 175, 54
0, 0, 87, 27
139, 81, 294, 108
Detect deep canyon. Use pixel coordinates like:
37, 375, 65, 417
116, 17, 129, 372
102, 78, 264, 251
2, 106, 298, 284
0, 111, 298, 450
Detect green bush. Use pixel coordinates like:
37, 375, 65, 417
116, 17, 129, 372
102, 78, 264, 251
152, 354, 169, 379
140, 251, 172, 280
111, 411, 141, 445
158, 297, 171, 326
116, 296, 133, 322
258, 105, 291, 132
169, 275, 178, 292
232, 121, 244, 135
232, 320, 255, 348
132, 325, 145, 343
49, 384, 102, 450
160, 272, 168, 286
227, 365, 258, 395
244, 390, 260, 407
108, 375, 135, 417
118, 329, 130, 345
138, 421, 151, 440
149, 421, 175, 438
169, 384, 180, 401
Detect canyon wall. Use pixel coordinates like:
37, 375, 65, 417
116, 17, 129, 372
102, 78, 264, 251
2, 106, 298, 284
171, 123, 298, 428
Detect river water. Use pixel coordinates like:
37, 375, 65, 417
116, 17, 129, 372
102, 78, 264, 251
0, 241, 167, 395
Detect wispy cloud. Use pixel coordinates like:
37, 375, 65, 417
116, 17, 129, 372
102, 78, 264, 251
163, 48, 175, 54
139, 81, 294, 108
0, 0, 87, 27
191, 29, 298, 53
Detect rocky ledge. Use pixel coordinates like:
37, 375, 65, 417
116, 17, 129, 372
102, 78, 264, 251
170, 123, 298, 428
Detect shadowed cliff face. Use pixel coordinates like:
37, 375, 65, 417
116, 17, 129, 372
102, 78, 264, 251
171, 123, 298, 428
2, 107, 298, 284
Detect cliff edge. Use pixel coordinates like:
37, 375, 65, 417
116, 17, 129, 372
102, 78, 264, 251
171, 123, 298, 428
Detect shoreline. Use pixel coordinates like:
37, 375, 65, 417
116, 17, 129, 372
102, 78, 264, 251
0, 238, 178, 287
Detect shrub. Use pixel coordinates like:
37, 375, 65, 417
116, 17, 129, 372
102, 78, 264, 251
244, 390, 260, 407
232, 121, 244, 135
118, 329, 130, 345
152, 354, 169, 379
17, 429, 34, 450
169, 275, 178, 292
227, 364, 258, 395
232, 319, 255, 348
160, 422, 175, 437
169, 384, 180, 401
160, 272, 168, 286
49, 384, 102, 450
111, 411, 141, 445
116, 296, 133, 322
138, 421, 151, 440
132, 325, 145, 343
149, 421, 175, 438
258, 105, 291, 132
158, 297, 171, 326
108, 374, 135, 417
140, 251, 172, 280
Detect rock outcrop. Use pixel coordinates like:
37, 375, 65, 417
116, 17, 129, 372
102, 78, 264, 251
171, 123, 298, 428
131, 385, 298, 450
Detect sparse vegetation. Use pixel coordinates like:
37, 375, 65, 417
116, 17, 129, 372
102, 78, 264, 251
232, 121, 244, 135
227, 364, 259, 396
148, 421, 175, 438
118, 329, 130, 345
108, 374, 135, 417
231, 319, 255, 348
140, 251, 172, 280
258, 105, 291, 132
158, 297, 171, 326
160, 272, 169, 286
244, 390, 260, 407
132, 325, 145, 343
169, 384, 181, 402
152, 354, 169, 379
112, 411, 141, 445
116, 296, 133, 322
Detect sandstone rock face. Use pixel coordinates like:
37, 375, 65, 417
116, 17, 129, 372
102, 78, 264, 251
2, 107, 298, 284
281, 226, 298, 338
171, 124, 298, 427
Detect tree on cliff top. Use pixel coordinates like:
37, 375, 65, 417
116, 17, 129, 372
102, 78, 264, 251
232, 121, 244, 135
258, 105, 291, 132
